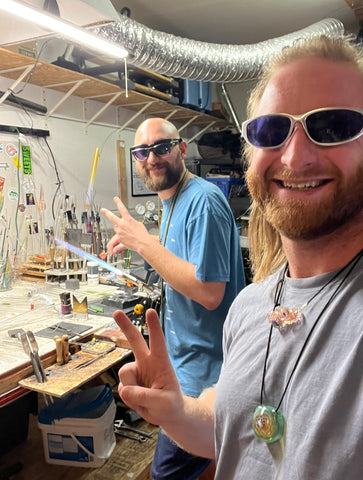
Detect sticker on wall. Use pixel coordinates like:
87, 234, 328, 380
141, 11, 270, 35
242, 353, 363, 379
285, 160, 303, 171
13, 157, 21, 169
18, 204, 26, 212
6, 143, 18, 157
8, 189, 19, 202
26, 193, 35, 205
22, 146, 32, 174
0, 177, 4, 214
26, 217, 32, 234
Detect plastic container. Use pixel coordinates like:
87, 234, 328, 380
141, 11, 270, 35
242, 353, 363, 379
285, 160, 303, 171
199, 81, 212, 112
87, 261, 99, 286
182, 79, 212, 111
182, 79, 199, 109
38, 384, 116, 467
87, 274, 99, 286
205, 177, 245, 200
87, 261, 99, 275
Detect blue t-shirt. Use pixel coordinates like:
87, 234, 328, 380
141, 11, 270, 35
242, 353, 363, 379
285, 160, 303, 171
160, 176, 245, 397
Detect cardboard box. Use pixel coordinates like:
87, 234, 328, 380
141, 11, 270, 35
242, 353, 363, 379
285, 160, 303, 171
5, 41, 38, 59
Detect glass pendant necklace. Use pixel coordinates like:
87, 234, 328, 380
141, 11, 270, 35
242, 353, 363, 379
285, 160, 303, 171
266, 261, 343, 329
253, 249, 363, 443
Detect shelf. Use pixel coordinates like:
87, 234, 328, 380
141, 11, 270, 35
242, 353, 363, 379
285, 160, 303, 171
0, 47, 230, 134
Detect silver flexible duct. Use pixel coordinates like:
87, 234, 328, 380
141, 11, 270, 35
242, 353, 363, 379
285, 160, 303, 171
93, 17, 345, 82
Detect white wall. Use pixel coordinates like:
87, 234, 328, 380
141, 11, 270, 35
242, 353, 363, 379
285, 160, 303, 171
0, 75, 157, 228
0, 75, 240, 229
214, 81, 256, 130
0, 72, 214, 263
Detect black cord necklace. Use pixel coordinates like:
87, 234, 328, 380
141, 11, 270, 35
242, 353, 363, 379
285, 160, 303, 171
160, 169, 189, 331
253, 249, 363, 443
161, 169, 189, 248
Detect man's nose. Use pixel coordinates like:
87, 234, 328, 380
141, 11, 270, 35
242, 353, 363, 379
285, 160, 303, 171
280, 123, 319, 171
148, 149, 160, 161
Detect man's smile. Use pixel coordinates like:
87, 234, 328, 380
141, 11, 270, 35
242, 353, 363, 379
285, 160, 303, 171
276, 179, 330, 190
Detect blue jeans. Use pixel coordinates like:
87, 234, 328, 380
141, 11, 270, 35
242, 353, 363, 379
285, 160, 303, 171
151, 429, 211, 480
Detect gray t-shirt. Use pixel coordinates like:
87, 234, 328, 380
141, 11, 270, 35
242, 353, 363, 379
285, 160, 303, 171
214, 257, 363, 479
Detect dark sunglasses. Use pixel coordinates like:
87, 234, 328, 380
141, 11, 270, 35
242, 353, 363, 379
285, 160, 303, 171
242, 107, 363, 149
131, 138, 182, 161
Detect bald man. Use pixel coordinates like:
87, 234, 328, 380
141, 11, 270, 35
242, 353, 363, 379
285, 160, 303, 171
101, 118, 245, 480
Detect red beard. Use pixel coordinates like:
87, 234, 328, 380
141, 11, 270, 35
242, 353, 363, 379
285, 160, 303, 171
246, 164, 363, 240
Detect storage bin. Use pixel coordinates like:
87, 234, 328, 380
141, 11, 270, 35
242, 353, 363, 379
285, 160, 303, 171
182, 79, 212, 112
199, 81, 212, 112
205, 177, 245, 200
38, 384, 116, 467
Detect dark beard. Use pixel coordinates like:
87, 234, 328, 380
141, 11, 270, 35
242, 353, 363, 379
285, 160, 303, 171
138, 153, 184, 192
246, 164, 363, 240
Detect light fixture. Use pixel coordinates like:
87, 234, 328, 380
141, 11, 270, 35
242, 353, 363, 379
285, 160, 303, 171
0, 0, 128, 59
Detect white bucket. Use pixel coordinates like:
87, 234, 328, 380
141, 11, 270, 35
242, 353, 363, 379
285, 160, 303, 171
38, 386, 116, 467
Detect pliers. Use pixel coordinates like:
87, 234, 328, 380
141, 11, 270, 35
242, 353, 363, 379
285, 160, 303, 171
19, 330, 47, 383
19, 330, 53, 406
114, 419, 153, 443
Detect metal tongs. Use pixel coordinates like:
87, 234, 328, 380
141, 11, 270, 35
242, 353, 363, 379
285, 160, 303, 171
19, 330, 53, 406
114, 419, 153, 443
19, 330, 47, 383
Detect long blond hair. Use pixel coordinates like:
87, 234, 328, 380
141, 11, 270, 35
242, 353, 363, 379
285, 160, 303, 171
244, 35, 363, 282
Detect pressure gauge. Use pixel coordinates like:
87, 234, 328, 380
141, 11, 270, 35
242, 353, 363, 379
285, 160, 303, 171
145, 200, 156, 212
135, 204, 146, 215
144, 211, 153, 222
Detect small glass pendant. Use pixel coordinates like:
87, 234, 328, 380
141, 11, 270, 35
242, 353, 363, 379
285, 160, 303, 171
252, 405, 285, 443
267, 306, 304, 329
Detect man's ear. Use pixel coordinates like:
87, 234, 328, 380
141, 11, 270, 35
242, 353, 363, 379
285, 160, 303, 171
179, 140, 188, 158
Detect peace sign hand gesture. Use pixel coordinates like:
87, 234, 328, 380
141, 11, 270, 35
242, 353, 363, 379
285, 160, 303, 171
101, 197, 150, 256
113, 309, 183, 427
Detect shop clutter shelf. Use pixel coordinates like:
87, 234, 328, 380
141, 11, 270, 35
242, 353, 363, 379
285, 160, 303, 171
0, 47, 230, 134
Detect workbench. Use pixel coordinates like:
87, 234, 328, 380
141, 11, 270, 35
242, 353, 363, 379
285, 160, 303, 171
0, 279, 216, 480
0, 279, 160, 479
0, 280, 131, 401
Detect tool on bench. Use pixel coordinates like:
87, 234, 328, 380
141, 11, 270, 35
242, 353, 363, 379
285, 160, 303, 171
36, 321, 92, 340
17, 331, 53, 406
19, 330, 47, 383
114, 419, 153, 443
54, 334, 70, 364
72, 350, 109, 369
8, 328, 25, 338
70, 337, 116, 369
72, 294, 88, 315
47, 323, 76, 336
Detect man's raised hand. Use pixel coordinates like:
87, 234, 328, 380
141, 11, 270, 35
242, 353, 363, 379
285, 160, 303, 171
113, 309, 183, 426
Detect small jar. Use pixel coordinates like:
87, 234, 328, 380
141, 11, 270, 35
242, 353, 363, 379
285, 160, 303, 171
87, 261, 99, 285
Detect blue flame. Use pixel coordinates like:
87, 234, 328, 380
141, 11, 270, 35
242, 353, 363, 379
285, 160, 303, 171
55, 238, 124, 277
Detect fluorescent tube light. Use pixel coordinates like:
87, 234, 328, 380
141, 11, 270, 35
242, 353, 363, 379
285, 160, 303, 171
0, 0, 128, 59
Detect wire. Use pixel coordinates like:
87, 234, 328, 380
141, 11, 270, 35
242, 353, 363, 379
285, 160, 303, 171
99, 126, 120, 157
43, 137, 63, 221
12, 39, 53, 96
5, 96, 35, 128
13, 128, 21, 259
